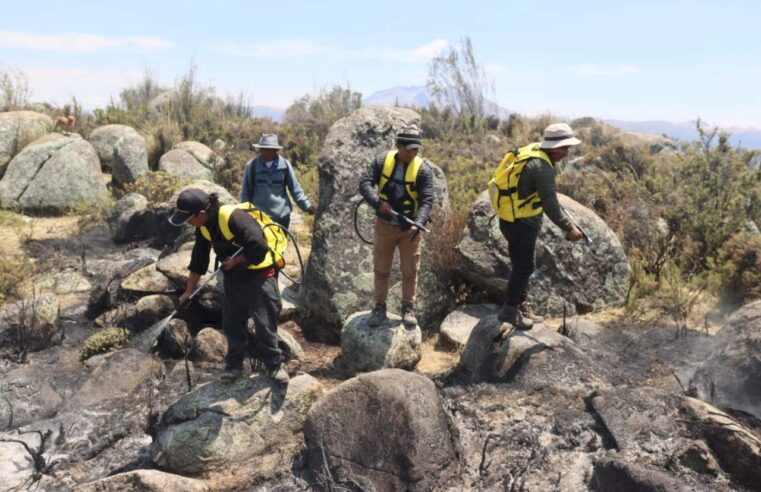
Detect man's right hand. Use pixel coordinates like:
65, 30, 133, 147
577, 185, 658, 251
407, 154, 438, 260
377, 202, 393, 215
566, 226, 583, 242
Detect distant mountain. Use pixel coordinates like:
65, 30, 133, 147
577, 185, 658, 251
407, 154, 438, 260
251, 105, 284, 122
605, 119, 761, 149
362, 85, 511, 119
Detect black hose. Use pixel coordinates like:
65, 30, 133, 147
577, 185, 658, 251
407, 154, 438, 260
354, 198, 374, 245
262, 222, 305, 286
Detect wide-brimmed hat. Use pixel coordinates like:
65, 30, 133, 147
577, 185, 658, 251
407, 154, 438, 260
539, 123, 581, 149
252, 133, 283, 150
168, 188, 210, 226
396, 125, 423, 150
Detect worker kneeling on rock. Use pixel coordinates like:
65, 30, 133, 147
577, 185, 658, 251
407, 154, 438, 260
169, 188, 289, 384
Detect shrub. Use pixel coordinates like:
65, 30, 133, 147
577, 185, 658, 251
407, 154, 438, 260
0, 254, 32, 305
80, 327, 130, 361
72, 196, 115, 234
121, 171, 187, 206
717, 232, 761, 309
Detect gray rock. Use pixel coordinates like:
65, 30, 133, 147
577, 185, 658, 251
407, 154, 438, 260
456, 191, 630, 315
88, 124, 148, 185
0, 133, 108, 213
159, 319, 192, 358
37, 269, 92, 294
0, 365, 63, 428
132, 294, 175, 330
0, 110, 51, 178
564, 318, 605, 345
151, 374, 324, 474
304, 369, 459, 491
439, 303, 499, 348
591, 458, 694, 492
676, 440, 720, 476
191, 327, 227, 363
300, 106, 451, 340
748, 152, 761, 171
681, 396, 761, 488
121, 262, 176, 295
689, 300, 761, 421
107, 193, 159, 244
75, 469, 209, 492
340, 311, 422, 373
158, 142, 221, 182
0, 293, 61, 352
277, 326, 305, 362
0, 439, 36, 490
156, 249, 196, 287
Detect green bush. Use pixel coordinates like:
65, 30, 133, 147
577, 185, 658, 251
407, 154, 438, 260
80, 327, 130, 361
717, 232, 761, 309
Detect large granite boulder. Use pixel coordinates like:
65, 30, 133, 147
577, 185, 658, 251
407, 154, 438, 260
0, 133, 108, 213
107, 193, 159, 244
689, 300, 761, 420
88, 124, 148, 186
151, 374, 324, 474
300, 106, 450, 340
158, 141, 222, 182
456, 191, 630, 315
0, 110, 52, 178
304, 369, 460, 491
340, 311, 422, 373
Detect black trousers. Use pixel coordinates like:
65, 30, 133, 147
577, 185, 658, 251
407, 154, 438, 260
222, 269, 282, 370
499, 219, 540, 306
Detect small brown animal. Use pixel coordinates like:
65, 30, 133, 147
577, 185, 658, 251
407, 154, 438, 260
54, 115, 76, 133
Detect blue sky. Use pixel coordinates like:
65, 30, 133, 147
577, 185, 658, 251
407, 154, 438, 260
1, 0, 760, 128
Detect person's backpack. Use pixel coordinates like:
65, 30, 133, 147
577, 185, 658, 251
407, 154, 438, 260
487, 143, 553, 222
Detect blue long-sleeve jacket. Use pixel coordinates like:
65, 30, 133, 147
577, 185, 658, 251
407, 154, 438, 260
239, 155, 312, 222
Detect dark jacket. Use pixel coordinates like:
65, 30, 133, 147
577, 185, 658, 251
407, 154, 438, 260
358, 152, 435, 230
188, 208, 270, 275
515, 157, 573, 231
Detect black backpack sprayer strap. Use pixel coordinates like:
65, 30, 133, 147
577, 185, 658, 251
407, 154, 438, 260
130, 247, 245, 352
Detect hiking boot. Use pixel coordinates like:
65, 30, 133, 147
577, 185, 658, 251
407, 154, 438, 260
401, 303, 418, 327
266, 366, 289, 385
497, 304, 533, 330
367, 303, 387, 327
519, 302, 544, 324
221, 367, 244, 382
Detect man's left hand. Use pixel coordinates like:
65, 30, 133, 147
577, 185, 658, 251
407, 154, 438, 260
306, 205, 316, 215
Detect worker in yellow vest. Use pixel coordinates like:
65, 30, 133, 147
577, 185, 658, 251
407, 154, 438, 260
490, 123, 583, 329
359, 126, 435, 327
169, 188, 289, 384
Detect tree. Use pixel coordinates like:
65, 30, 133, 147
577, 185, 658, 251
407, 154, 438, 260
426, 37, 496, 126
284, 85, 362, 141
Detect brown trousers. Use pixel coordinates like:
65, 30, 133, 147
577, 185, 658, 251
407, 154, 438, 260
373, 219, 422, 305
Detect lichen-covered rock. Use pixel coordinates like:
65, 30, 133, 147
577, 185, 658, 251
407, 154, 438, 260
88, 124, 148, 185
300, 106, 451, 340
0, 133, 107, 212
151, 374, 324, 473
304, 369, 459, 491
191, 327, 226, 363
340, 311, 422, 373
456, 191, 630, 315
0, 110, 52, 178
108, 192, 159, 244
158, 142, 222, 182
439, 303, 499, 348
120, 262, 176, 295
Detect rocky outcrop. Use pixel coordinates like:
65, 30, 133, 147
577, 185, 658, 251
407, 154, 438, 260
689, 300, 761, 421
158, 141, 222, 182
0, 133, 107, 212
108, 193, 158, 244
152, 374, 324, 474
0, 110, 51, 178
88, 124, 148, 185
456, 191, 630, 315
0, 293, 61, 352
75, 470, 209, 492
304, 369, 459, 491
300, 106, 451, 340
340, 311, 422, 373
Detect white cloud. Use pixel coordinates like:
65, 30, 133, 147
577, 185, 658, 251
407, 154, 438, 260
0, 30, 172, 53
209, 38, 449, 63
20, 66, 145, 107
569, 64, 641, 76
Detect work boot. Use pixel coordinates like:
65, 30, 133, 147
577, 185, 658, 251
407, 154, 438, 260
367, 303, 387, 327
266, 365, 289, 385
497, 304, 533, 330
519, 301, 544, 324
401, 303, 418, 328
221, 366, 244, 382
